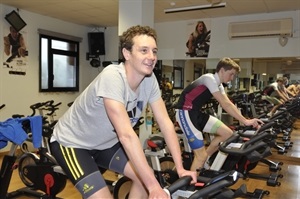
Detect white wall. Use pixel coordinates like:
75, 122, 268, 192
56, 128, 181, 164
109, 10, 300, 60
0, 5, 103, 121
104, 10, 300, 89
209, 11, 300, 59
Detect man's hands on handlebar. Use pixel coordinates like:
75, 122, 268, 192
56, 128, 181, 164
244, 118, 264, 129
177, 169, 197, 184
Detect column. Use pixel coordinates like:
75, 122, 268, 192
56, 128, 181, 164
118, 0, 154, 35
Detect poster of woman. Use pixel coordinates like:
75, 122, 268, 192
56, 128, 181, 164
3, 26, 28, 72
186, 20, 211, 57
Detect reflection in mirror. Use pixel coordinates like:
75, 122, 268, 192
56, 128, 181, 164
194, 64, 202, 79
159, 61, 174, 102
192, 61, 205, 81
158, 57, 300, 99
173, 67, 183, 89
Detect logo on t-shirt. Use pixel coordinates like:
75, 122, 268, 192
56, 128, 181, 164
127, 101, 143, 126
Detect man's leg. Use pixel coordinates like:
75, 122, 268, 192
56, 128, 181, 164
88, 187, 112, 199
191, 147, 207, 171
191, 123, 232, 171
123, 162, 148, 198
175, 109, 206, 170
50, 141, 112, 199
98, 144, 148, 198
269, 97, 283, 116
206, 123, 233, 157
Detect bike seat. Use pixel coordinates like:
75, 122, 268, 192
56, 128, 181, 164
147, 136, 165, 150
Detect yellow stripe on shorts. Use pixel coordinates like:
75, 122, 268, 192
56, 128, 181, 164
60, 144, 84, 180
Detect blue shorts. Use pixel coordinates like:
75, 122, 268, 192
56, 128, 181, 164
176, 109, 222, 149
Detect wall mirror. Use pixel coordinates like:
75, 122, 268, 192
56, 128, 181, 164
158, 57, 300, 94
161, 60, 185, 90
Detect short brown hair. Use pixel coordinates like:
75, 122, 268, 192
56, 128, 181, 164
276, 77, 284, 83
120, 25, 157, 53
215, 57, 241, 73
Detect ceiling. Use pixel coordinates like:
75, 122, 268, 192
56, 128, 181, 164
1, 0, 300, 28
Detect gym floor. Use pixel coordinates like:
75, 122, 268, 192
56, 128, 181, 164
231, 120, 300, 199
2, 120, 300, 199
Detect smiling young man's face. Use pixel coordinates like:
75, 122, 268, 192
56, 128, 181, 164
125, 34, 158, 76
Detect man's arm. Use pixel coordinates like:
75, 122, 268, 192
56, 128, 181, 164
276, 89, 289, 102
213, 91, 262, 127
151, 98, 184, 171
103, 98, 162, 192
150, 98, 196, 181
213, 91, 247, 124
286, 86, 295, 97
280, 85, 291, 99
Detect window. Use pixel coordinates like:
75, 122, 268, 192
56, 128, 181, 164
39, 34, 79, 92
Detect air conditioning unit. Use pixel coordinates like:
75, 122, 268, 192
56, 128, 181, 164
229, 18, 293, 39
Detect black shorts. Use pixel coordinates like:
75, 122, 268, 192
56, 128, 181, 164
50, 141, 128, 198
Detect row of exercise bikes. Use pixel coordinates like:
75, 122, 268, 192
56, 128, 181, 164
141, 90, 299, 198
0, 90, 299, 199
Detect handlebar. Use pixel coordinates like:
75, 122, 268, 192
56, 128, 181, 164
237, 121, 275, 135
203, 170, 242, 186
30, 102, 44, 110
189, 170, 242, 199
189, 180, 234, 199
29, 100, 61, 116
45, 102, 62, 116
30, 101, 53, 116
43, 100, 55, 106
218, 133, 268, 156
257, 121, 276, 133
0, 104, 5, 110
165, 170, 243, 198
166, 175, 192, 195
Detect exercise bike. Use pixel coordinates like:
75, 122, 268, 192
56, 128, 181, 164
113, 135, 178, 198
0, 114, 66, 199
113, 134, 259, 199
16, 120, 67, 198
213, 124, 283, 188
9, 101, 66, 198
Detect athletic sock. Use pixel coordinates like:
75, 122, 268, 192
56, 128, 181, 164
203, 156, 211, 169
203, 161, 210, 169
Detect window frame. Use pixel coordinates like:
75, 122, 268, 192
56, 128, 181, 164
39, 34, 80, 92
